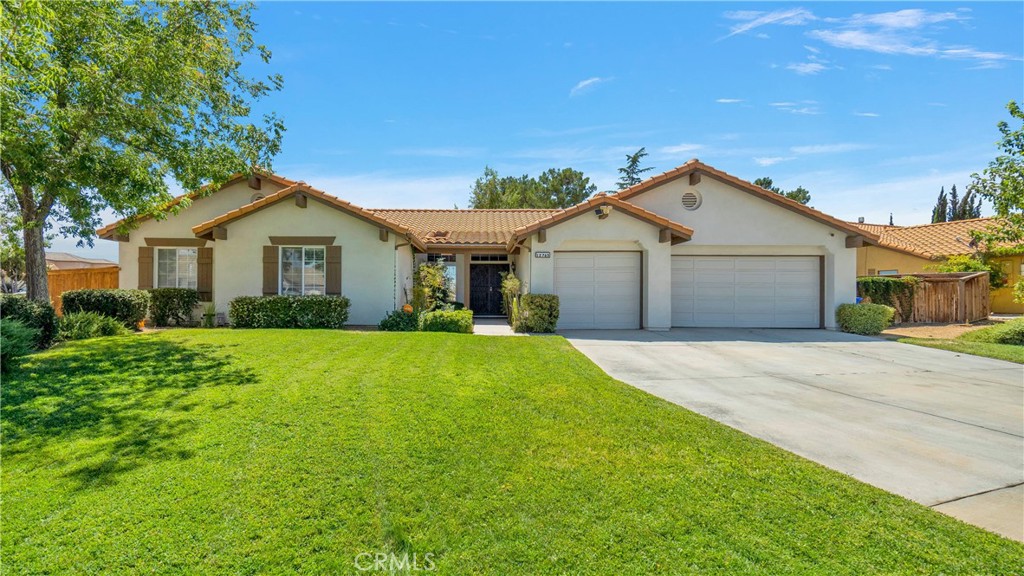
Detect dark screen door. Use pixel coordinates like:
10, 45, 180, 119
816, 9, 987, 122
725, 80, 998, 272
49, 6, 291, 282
470, 264, 504, 315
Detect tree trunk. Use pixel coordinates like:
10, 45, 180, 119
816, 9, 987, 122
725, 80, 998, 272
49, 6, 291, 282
23, 223, 49, 303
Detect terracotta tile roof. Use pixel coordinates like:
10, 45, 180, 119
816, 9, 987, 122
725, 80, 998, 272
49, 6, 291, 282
506, 195, 694, 250
96, 172, 298, 238
191, 183, 428, 251
368, 209, 560, 246
613, 158, 879, 242
854, 217, 1015, 259
46, 252, 119, 270
849, 222, 898, 236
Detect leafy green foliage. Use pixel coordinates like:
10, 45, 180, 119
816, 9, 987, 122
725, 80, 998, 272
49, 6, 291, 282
378, 309, 419, 332
617, 147, 654, 189
412, 261, 453, 312
229, 296, 350, 329
929, 254, 1007, 289
857, 276, 918, 322
3, 330, 1021, 573
1015, 278, 1024, 304
754, 177, 812, 205
469, 167, 595, 208
513, 294, 560, 333
58, 312, 129, 341
836, 303, 896, 335
970, 101, 1024, 247
0, 319, 38, 373
899, 338, 1024, 363
61, 289, 150, 328
148, 288, 201, 327
499, 271, 521, 316
1, 0, 284, 301
0, 294, 58, 348
959, 319, 1024, 346
418, 309, 474, 333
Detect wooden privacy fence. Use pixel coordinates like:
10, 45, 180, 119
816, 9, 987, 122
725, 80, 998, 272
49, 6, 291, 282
893, 272, 990, 324
48, 266, 119, 315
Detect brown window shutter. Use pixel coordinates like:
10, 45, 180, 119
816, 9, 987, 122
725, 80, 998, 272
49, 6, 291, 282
326, 245, 342, 295
138, 246, 154, 289
263, 245, 279, 295
197, 247, 213, 301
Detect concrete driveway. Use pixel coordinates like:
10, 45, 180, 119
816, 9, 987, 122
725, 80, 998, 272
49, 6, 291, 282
563, 328, 1024, 541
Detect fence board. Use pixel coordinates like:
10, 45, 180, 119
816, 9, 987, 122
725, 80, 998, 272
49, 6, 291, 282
889, 272, 990, 324
48, 266, 120, 315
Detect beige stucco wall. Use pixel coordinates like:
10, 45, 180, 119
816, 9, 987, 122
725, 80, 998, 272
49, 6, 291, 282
211, 198, 399, 325
855, 246, 934, 277
114, 178, 290, 296
523, 208, 673, 330
627, 176, 859, 329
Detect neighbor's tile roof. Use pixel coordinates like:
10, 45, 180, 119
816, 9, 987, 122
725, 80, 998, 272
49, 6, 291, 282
368, 209, 561, 246
850, 217, 1015, 259
848, 222, 897, 236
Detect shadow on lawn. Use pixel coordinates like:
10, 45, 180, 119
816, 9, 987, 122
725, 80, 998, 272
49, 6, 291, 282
1, 335, 258, 488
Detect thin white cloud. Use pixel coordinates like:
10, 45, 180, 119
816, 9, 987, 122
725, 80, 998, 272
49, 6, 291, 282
845, 9, 963, 30
716, 98, 744, 104
787, 62, 827, 75
722, 8, 816, 39
870, 64, 893, 70
753, 156, 795, 167
853, 112, 880, 117
791, 143, 870, 155
659, 143, 703, 155
570, 77, 611, 97
772, 101, 822, 115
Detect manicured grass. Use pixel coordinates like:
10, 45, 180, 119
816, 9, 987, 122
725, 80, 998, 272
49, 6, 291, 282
3, 330, 1021, 574
898, 337, 1024, 363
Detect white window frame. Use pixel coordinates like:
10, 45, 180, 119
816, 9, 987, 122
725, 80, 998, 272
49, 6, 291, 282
279, 246, 326, 296
155, 247, 198, 289
878, 269, 900, 276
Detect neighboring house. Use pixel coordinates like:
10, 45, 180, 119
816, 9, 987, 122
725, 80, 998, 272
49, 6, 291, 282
850, 218, 1023, 314
46, 252, 118, 271
45, 252, 120, 314
98, 160, 875, 329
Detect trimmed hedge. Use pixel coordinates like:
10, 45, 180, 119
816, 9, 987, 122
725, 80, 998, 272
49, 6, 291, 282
960, 319, 1024, 346
513, 294, 559, 333
62, 289, 150, 328
1, 319, 39, 373
149, 288, 201, 327
229, 295, 350, 329
857, 276, 918, 323
0, 294, 58, 348
378, 309, 419, 332
419, 309, 474, 333
58, 312, 129, 341
836, 303, 895, 336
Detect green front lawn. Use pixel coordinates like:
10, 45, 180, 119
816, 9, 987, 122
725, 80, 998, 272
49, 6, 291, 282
898, 337, 1024, 363
3, 331, 1021, 573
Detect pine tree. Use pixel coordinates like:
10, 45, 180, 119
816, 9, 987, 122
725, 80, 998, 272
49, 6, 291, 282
889, 213, 894, 226
617, 148, 654, 189
931, 187, 948, 223
947, 185, 960, 221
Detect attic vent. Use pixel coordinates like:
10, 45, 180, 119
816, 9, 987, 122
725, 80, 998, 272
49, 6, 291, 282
427, 230, 450, 238
681, 191, 702, 211
250, 193, 265, 203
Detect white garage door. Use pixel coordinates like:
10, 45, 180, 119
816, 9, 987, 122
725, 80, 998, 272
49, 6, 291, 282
672, 256, 820, 328
555, 252, 641, 329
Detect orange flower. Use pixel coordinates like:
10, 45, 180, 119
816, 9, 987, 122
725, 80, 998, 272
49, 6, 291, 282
402, 304, 414, 314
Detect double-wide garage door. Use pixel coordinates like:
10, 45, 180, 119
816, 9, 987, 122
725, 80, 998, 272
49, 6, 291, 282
555, 252, 641, 329
672, 256, 821, 328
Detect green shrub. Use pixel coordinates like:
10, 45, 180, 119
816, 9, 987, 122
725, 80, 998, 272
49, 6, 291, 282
513, 294, 560, 333
929, 254, 1007, 289
1, 319, 39, 373
0, 294, 58, 348
62, 289, 150, 328
857, 276, 918, 323
58, 312, 129, 341
418, 309, 473, 333
378, 309, 419, 331
229, 295, 350, 329
412, 261, 453, 312
836, 303, 895, 336
500, 272, 521, 315
149, 288, 201, 327
960, 319, 1024, 346
1014, 278, 1024, 304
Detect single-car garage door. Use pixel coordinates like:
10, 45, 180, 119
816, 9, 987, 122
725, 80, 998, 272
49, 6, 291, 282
555, 252, 641, 329
672, 256, 821, 328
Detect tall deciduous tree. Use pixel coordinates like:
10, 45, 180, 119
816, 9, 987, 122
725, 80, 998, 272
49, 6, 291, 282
754, 176, 812, 205
931, 187, 948, 223
617, 147, 654, 189
468, 167, 594, 209
1, 1, 284, 301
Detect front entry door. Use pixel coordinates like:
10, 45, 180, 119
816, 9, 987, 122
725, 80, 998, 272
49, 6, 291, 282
470, 264, 505, 316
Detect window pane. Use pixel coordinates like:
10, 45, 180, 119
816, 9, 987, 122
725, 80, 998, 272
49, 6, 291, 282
281, 247, 303, 295
177, 248, 198, 289
302, 247, 326, 295
157, 249, 176, 288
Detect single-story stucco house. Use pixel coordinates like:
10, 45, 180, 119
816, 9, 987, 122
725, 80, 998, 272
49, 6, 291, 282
97, 159, 878, 329
850, 217, 1023, 314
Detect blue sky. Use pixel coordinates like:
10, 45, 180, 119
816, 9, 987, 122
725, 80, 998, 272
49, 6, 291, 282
76, 2, 1023, 261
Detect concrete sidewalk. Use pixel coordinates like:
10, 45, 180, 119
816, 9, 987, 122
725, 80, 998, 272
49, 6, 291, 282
564, 328, 1024, 542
